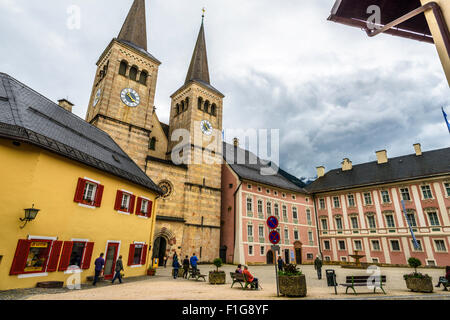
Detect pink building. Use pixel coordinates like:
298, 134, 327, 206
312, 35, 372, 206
220, 142, 319, 265
307, 145, 450, 267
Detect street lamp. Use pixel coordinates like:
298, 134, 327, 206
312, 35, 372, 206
20, 204, 40, 229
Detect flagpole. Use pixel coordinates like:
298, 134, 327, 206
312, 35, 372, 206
401, 200, 420, 250
442, 107, 450, 134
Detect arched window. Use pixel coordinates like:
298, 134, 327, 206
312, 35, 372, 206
119, 60, 128, 76
198, 97, 203, 110
204, 100, 210, 113
139, 70, 148, 85
149, 137, 156, 150
181, 101, 185, 112
176, 104, 180, 115
211, 103, 217, 116
129, 66, 138, 81
185, 97, 190, 109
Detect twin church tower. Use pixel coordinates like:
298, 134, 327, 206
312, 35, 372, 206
85, 0, 224, 263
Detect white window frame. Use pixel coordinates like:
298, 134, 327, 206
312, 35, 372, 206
248, 245, 254, 256
306, 209, 312, 225
347, 194, 355, 207
389, 239, 402, 252
292, 206, 297, 220
247, 224, 253, 237
258, 225, 264, 238
83, 182, 98, 203
371, 240, 381, 251
340, 256, 347, 262
121, 192, 131, 211
380, 190, 391, 204
406, 211, 418, 227
411, 239, 423, 252
433, 239, 448, 253
350, 215, 359, 229
384, 213, 396, 228
320, 217, 328, 231
246, 197, 253, 214
366, 214, 377, 229
260, 246, 265, 256
400, 187, 411, 201
421, 185, 433, 200
333, 196, 340, 208
338, 240, 346, 251
335, 216, 343, 230
426, 259, 437, 266
293, 229, 299, 241
364, 192, 373, 205
372, 258, 379, 263
443, 182, 450, 197
426, 210, 440, 227
354, 240, 363, 251
323, 240, 331, 251
319, 198, 326, 210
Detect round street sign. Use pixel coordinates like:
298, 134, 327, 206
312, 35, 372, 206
269, 231, 281, 245
266, 216, 279, 229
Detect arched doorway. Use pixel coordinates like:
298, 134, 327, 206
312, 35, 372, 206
153, 236, 167, 266
266, 250, 274, 264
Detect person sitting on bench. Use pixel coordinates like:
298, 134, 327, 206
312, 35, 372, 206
243, 266, 259, 289
235, 264, 243, 274
435, 266, 450, 290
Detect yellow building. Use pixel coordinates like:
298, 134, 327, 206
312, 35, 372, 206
0, 72, 162, 290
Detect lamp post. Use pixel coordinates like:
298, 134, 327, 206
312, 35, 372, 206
20, 204, 40, 228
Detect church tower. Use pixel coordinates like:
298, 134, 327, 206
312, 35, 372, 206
168, 15, 225, 260
85, 0, 160, 170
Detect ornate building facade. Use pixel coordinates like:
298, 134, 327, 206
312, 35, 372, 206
85, 0, 224, 264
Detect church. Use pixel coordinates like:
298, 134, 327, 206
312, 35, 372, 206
85, 0, 224, 264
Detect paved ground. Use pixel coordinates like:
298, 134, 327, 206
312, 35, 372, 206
2, 264, 449, 300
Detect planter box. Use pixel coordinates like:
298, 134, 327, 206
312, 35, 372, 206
405, 277, 433, 293
147, 269, 156, 276
209, 271, 226, 285
36, 281, 64, 289
278, 274, 307, 297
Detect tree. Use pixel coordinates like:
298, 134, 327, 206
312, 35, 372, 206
213, 258, 223, 272
408, 257, 422, 274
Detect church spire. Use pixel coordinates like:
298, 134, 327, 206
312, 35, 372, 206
117, 0, 147, 51
185, 13, 210, 85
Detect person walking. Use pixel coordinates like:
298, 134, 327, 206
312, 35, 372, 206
277, 256, 284, 272
314, 255, 323, 280
163, 255, 168, 268
182, 256, 190, 279
190, 253, 199, 273
111, 255, 124, 284
93, 253, 105, 286
173, 257, 181, 279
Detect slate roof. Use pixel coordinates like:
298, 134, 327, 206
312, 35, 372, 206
223, 142, 307, 194
306, 147, 450, 193
0, 72, 163, 194
117, 0, 148, 51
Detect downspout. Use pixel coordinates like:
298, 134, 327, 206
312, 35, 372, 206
233, 181, 243, 264
147, 194, 161, 271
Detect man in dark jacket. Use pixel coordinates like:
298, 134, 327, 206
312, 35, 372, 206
173, 258, 181, 279
314, 255, 323, 280
277, 256, 284, 272
112, 256, 124, 284
93, 253, 105, 286
182, 256, 190, 279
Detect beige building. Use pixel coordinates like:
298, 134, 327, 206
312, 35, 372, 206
85, 0, 224, 264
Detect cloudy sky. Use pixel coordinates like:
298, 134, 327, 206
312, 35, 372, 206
1, 0, 449, 179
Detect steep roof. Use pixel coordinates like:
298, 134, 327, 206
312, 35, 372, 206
306, 147, 450, 193
0, 73, 163, 194
185, 21, 210, 85
118, 0, 148, 51
223, 142, 307, 194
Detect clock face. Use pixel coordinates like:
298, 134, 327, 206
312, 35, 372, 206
200, 120, 213, 136
93, 88, 101, 107
120, 88, 140, 107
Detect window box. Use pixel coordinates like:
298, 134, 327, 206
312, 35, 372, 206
115, 190, 136, 214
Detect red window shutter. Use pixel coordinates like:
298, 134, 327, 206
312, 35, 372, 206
81, 242, 95, 270
74, 178, 86, 203
129, 195, 136, 214
128, 244, 136, 266
135, 197, 142, 215
46, 241, 63, 272
141, 245, 148, 265
147, 201, 153, 218
94, 185, 104, 208
58, 241, 74, 271
10, 240, 32, 275
114, 190, 123, 211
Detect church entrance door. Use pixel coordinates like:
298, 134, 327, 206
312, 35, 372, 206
153, 237, 167, 266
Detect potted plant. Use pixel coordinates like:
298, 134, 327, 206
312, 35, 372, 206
278, 264, 307, 297
209, 258, 226, 285
147, 266, 156, 276
404, 257, 433, 293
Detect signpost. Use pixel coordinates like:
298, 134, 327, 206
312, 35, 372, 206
267, 216, 280, 297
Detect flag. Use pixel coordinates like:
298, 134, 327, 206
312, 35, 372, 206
401, 200, 420, 250
443, 107, 450, 134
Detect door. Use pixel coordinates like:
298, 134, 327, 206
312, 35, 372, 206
153, 237, 167, 266
219, 246, 227, 263
103, 242, 119, 280
266, 250, 274, 264
295, 248, 302, 264
284, 249, 290, 264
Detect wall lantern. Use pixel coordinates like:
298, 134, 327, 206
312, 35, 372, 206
20, 204, 40, 229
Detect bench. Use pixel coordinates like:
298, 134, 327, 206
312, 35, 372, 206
437, 277, 449, 291
230, 272, 257, 290
340, 275, 386, 295
187, 268, 206, 281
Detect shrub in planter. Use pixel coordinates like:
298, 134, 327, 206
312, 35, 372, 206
278, 264, 307, 297
404, 257, 433, 293
147, 267, 156, 276
209, 258, 226, 285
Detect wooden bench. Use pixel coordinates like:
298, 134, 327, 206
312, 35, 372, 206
187, 268, 206, 282
437, 277, 449, 291
340, 275, 386, 295
230, 272, 257, 290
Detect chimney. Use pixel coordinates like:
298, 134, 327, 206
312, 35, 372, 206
376, 150, 388, 164
341, 158, 352, 171
316, 166, 325, 178
413, 143, 422, 156
233, 137, 239, 147
58, 99, 74, 113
